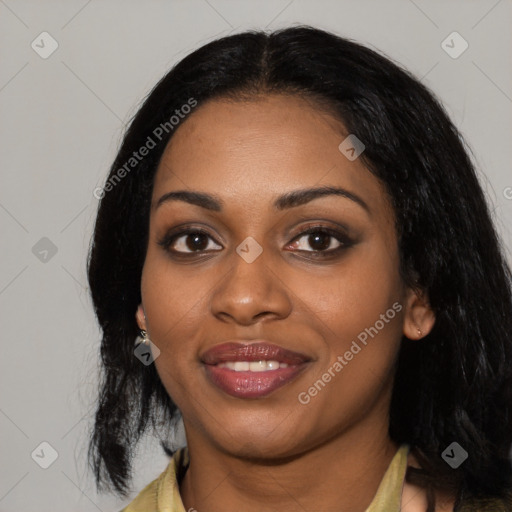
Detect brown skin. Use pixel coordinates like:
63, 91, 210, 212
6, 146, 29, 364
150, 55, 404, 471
136, 94, 439, 511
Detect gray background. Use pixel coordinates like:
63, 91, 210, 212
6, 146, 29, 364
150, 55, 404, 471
1, 1, 511, 510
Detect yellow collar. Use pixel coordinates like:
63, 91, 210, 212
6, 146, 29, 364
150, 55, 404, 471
121, 444, 409, 512
365, 444, 409, 511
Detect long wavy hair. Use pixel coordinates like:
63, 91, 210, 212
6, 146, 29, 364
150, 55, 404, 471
87, 26, 512, 510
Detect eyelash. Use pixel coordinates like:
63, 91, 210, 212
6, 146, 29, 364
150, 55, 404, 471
157, 224, 354, 260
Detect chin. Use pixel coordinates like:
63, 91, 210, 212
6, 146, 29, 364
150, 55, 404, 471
206, 415, 310, 460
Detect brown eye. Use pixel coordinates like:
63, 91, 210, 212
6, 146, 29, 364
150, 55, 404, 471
288, 227, 349, 254
158, 229, 222, 254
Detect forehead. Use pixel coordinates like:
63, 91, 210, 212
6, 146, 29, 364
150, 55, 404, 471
152, 94, 391, 219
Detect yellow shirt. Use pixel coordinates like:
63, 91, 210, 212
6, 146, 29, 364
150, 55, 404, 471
120, 444, 409, 512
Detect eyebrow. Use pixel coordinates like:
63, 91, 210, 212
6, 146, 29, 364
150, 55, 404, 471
155, 185, 370, 214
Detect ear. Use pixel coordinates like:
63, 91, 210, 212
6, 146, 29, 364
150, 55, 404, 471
402, 287, 435, 340
135, 304, 147, 331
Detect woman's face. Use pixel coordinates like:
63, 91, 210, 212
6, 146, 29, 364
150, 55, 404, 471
139, 94, 427, 458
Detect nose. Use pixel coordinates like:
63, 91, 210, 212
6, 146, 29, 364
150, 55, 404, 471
210, 247, 292, 326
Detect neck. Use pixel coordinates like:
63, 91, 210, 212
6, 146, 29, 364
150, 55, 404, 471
180, 410, 400, 512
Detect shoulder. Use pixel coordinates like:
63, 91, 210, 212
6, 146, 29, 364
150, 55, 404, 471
403, 451, 512, 512
118, 470, 163, 512
118, 447, 189, 512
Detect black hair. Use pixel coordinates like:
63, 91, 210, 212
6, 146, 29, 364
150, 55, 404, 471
87, 26, 512, 510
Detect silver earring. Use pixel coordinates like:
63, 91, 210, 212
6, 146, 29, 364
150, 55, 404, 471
416, 326, 423, 337
136, 329, 149, 346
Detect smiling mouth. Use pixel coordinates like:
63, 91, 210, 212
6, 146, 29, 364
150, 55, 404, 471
217, 360, 290, 371
201, 341, 311, 398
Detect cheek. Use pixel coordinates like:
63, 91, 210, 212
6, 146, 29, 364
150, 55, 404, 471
297, 246, 403, 352
294, 276, 403, 435
141, 249, 206, 337
294, 246, 403, 401
140, 255, 203, 392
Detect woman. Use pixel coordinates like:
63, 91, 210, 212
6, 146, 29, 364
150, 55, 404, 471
87, 26, 512, 511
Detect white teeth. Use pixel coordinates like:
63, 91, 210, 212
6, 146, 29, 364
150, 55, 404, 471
249, 361, 267, 372
217, 360, 289, 371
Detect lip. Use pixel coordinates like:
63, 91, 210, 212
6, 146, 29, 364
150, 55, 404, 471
201, 341, 310, 365
201, 341, 311, 399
